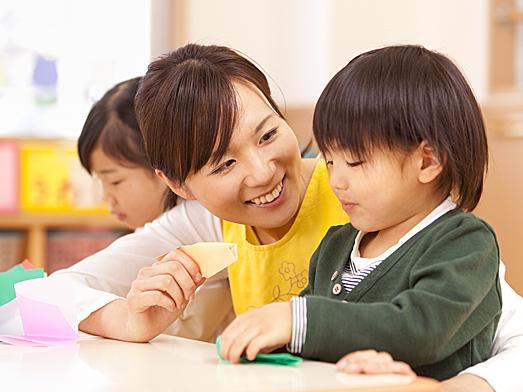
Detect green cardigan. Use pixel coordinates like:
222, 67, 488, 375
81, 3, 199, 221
299, 209, 502, 380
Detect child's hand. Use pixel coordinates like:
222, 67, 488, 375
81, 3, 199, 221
336, 350, 415, 376
219, 302, 292, 363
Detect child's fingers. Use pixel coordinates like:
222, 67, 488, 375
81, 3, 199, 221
338, 349, 380, 364
244, 334, 270, 361
336, 350, 415, 377
220, 318, 258, 363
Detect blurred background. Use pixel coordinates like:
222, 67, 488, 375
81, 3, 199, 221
0, 0, 521, 293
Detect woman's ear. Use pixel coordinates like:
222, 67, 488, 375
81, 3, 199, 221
155, 169, 196, 200
417, 141, 443, 184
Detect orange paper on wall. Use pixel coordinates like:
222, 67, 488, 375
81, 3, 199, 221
179, 242, 237, 278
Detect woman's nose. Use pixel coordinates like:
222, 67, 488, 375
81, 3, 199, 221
244, 155, 275, 188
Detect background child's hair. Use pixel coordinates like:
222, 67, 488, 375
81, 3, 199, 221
313, 45, 488, 211
78, 77, 177, 211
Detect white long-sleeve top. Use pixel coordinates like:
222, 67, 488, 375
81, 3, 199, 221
51, 200, 523, 390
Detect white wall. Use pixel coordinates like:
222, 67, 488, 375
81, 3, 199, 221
180, 0, 490, 106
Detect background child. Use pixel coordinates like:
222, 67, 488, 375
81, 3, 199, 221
77, 77, 177, 230
218, 45, 502, 381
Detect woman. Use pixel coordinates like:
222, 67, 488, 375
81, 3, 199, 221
54, 44, 522, 391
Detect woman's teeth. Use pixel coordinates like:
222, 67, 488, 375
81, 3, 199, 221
251, 181, 283, 205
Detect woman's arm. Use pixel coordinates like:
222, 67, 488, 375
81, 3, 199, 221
52, 200, 225, 341
443, 261, 523, 392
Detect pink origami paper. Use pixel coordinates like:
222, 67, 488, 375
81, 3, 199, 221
0, 278, 79, 346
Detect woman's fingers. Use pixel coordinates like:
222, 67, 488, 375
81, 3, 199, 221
138, 257, 203, 301
155, 249, 204, 283
132, 274, 186, 308
127, 289, 176, 313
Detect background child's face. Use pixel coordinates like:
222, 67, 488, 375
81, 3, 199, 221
90, 147, 168, 229
172, 82, 304, 233
325, 147, 435, 235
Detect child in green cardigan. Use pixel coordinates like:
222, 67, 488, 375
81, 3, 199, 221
218, 45, 502, 380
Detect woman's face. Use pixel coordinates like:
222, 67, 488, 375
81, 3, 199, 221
90, 147, 168, 229
172, 82, 304, 235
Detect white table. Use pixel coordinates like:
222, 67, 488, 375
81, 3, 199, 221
0, 334, 439, 392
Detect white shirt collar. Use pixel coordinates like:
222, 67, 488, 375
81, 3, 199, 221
350, 197, 457, 271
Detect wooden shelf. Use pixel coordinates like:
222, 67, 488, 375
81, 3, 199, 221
0, 212, 127, 229
0, 212, 128, 270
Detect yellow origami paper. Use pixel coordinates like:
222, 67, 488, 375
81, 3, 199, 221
179, 242, 237, 278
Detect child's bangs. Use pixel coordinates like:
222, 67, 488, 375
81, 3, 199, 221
314, 51, 421, 160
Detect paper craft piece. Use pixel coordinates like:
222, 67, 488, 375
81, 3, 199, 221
20, 260, 39, 270
0, 278, 79, 346
179, 242, 237, 278
216, 336, 302, 366
0, 263, 45, 306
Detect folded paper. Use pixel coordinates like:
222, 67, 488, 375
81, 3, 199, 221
0, 277, 79, 346
0, 262, 45, 306
216, 336, 302, 366
179, 242, 238, 278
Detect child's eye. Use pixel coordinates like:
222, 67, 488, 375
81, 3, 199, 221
110, 180, 123, 186
259, 128, 278, 144
346, 160, 363, 168
325, 160, 333, 166
213, 159, 236, 174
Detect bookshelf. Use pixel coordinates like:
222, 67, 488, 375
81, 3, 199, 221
0, 138, 128, 272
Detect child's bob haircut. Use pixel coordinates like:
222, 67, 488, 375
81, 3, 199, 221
135, 44, 284, 185
78, 77, 177, 211
313, 45, 488, 211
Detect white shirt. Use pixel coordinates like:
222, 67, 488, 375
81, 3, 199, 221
51, 199, 523, 390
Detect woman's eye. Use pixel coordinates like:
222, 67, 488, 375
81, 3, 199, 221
214, 159, 236, 174
110, 180, 123, 186
260, 128, 277, 144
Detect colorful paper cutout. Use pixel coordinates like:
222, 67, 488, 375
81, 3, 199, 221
178, 242, 238, 278
216, 336, 302, 366
0, 278, 79, 346
0, 263, 45, 306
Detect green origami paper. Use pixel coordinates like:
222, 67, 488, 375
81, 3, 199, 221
0, 264, 45, 306
216, 335, 302, 366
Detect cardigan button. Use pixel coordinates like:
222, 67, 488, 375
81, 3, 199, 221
330, 271, 339, 281
332, 283, 342, 295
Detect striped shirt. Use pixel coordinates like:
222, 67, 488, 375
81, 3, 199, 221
288, 197, 457, 354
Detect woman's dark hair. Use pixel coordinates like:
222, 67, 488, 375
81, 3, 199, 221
135, 43, 285, 185
313, 45, 488, 211
78, 77, 177, 211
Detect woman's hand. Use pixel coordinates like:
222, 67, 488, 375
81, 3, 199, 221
125, 249, 205, 341
219, 302, 292, 363
336, 350, 415, 376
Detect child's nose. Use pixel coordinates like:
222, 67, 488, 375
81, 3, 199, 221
101, 188, 116, 205
329, 167, 348, 191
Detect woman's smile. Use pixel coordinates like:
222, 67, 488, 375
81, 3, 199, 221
246, 176, 287, 208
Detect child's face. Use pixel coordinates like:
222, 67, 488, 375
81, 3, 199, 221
90, 147, 168, 230
324, 147, 433, 235
171, 82, 304, 234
